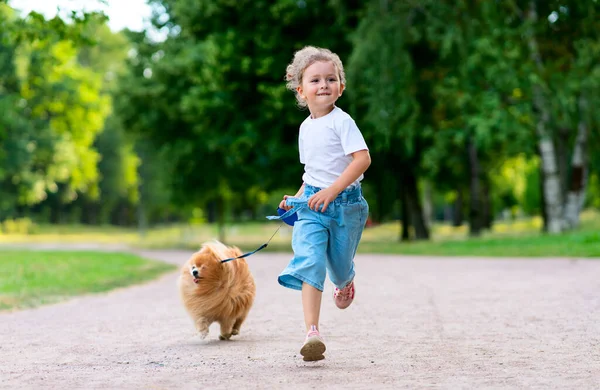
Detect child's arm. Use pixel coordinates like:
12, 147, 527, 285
279, 183, 305, 211
307, 149, 371, 212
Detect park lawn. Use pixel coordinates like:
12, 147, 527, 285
143, 210, 600, 257
356, 229, 600, 257
0, 210, 598, 258
356, 210, 600, 257
0, 250, 175, 311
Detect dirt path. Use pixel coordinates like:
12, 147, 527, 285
1, 248, 599, 389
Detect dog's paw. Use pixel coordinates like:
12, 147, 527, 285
195, 319, 210, 339
219, 333, 232, 341
231, 328, 239, 336
197, 328, 209, 339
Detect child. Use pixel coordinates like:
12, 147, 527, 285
277, 46, 371, 361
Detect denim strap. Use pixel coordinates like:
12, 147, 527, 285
266, 197, 307, 221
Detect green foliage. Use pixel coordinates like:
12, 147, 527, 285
347, 1, 420, 154
522, 158, 542, 215
490, 155, 540, 215
1, 218, 38, 234
424, 1, 535, 178
116, 0, 360, 213
0, 5, 111, 219
71, 24, 142, 224
587, 174, 600, 209
21, 40, 110, 199
135, 139, 175, 224
6, 3, 108, 46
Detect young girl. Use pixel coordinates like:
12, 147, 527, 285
275, 46, 371, 361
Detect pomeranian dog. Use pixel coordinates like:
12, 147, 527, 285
178, 241, 256, 340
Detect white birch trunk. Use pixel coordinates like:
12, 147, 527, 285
538, 136, 564, 233
526, 1, 565, 233
564, 95, 588, 228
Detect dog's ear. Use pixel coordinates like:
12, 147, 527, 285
201, 241, 231, 262
226, 245, 243, 259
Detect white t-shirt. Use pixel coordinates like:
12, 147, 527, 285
299, 106, 369, 189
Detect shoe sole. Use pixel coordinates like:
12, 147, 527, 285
334, 299, 353, 309
300, 339, 326, 362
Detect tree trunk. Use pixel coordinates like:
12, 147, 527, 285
556, 128, 570, 207
537, 137, 564, 233
468, 136, 483, 237
526, 1, 564, 233
405, 171, 429, 240
207, 201, 217, 223
376, 177, 386, 223
563, 94, 588, 228
137, 199, 147, 237
452, 190, 464, 227
399, 184, 410, 242
482, 180, 493, 229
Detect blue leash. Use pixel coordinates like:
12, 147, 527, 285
220, 222, 283, 263
220, 200, 306, 264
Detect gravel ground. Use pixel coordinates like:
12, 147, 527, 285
1, 246, 599, 389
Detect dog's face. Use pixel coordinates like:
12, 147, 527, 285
185, 250, 222, 285
189, 263, 204, 284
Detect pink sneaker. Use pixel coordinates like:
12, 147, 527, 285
300, 325, 326, 361
333, 280, 355, 309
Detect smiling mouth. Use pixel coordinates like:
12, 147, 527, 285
190, 267, 202, 283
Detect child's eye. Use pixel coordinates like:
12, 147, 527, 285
310, 79, 319, 83
328, 78, 337, 82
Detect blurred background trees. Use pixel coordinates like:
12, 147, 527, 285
1, 0, 599, 241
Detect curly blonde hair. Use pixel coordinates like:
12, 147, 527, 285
285, 46, 346, 108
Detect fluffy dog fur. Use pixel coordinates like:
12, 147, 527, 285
178, 241, 256, 340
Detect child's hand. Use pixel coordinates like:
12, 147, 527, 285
308, 187, 338, 212
279, 195, 293, 211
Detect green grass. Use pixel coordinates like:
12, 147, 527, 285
1, 210, 599, 258
355, 209, 600, 257
356, 229, 600, 257
0, 250, 176, 311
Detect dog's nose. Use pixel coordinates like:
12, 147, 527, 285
192, 269, 199, 277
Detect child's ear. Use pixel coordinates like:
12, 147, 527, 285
296, 86, 306, 100
339, 84, 345, 96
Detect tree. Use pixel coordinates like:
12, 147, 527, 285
510, 0, 600, 232
1, 3, 110, 221
424, 0, 535, 236
347, 0, 431, 240
116, 0, 362, 240
76, 24, 141, 225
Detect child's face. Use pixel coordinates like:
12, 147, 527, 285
297, 61, 344, 113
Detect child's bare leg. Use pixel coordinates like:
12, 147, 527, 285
302, 282, 322, 331
300, 282, 326, 361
